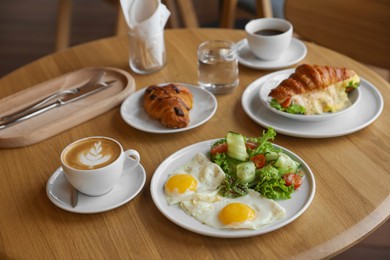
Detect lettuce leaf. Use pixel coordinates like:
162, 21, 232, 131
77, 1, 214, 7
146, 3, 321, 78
248, 127, 277, 157
254, 178, 294, 199
211, 153, 241, 176
270, 98, 306, 114
256, 164, 279, 182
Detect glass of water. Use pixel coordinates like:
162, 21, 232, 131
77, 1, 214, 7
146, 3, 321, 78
197, 40, 239, 94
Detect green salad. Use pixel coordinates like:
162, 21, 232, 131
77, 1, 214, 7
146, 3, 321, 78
209, 128, 303, 200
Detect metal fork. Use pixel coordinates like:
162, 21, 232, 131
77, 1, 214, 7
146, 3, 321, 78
0, 79, 116, 131
0, 71, 105, 122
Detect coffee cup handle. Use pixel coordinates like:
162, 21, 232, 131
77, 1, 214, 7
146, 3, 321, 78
123, 149, 140, 170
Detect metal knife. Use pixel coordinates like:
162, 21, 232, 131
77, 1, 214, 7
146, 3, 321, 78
0, 80, 116, 130
1, 71, 105, 122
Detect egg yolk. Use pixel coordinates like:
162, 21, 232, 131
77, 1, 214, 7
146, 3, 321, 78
218, 203, 256, 225
165, 174, 198, 194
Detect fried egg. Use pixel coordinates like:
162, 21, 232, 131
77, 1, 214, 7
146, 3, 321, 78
180, 190, 286, 230
164, 153, 225, 205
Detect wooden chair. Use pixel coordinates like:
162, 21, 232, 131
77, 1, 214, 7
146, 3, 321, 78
55, 0, 73, 51
220, 0, 273, 28
55, 0, 198, 51
55, 0, 124, 51
113, 0, 199, 33
165, 0, 199, 28
284, 0, 390, 77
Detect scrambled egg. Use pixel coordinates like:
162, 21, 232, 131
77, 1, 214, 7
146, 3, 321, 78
291, 74, 360, 115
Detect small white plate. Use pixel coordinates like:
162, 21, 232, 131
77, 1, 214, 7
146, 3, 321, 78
46, 159, 146, 213
237, 38, 307, 70
259, 69, 361, 122
120, 83, 217, 134
150, 140, 316, 238
242, 72, 384, 138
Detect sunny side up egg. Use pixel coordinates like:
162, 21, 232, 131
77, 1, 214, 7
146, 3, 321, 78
180, 190, 286, 230
164, 153, 226, 205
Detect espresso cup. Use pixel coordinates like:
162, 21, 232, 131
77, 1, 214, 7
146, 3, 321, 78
61, 136, 140, 196
245, 18, 293, 60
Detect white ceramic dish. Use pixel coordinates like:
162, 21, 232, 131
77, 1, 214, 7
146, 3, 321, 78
259, 69, 361, 122
242, 72, 384, 138
236, 38, 307, 70
120, 83, 217, 134
46, 158, 146, 213
150, 139, 316, 238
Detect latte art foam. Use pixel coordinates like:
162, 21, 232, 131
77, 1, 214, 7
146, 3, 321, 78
62, 138, 121, 170
79, 142, 111, 169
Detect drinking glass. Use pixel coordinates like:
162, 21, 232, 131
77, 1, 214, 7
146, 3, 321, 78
128, 30, 166, 74
197, 40, 239, 94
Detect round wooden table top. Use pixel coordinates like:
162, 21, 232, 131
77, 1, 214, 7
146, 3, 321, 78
0, 29, 389, 259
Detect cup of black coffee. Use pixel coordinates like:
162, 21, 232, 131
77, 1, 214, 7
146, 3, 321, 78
245, 18, 293, 60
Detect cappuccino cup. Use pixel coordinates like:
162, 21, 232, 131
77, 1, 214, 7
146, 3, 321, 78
245, 18, 293, 60
61, 136, 140, 196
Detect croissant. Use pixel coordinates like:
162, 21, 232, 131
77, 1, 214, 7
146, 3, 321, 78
143, 84, 193, 128
269, 64, 360, 114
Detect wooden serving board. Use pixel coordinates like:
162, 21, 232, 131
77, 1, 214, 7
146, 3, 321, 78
0, 67, 135, 148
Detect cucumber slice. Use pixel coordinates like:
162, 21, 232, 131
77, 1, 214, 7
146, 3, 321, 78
265, 152, 278, 161
237, 161, 256, 184
274, 153, 300, 174
226, 132, 248, 161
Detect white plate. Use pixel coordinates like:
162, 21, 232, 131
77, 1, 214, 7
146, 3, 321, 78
259, 69, 361, 122
150, 139, 316, 238
120, 83, 217, 133
237, 38, 307, 70
46, 158, 146, 213
242, 72, 384, 138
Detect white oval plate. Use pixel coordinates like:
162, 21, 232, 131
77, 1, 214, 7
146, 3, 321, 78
242, 72, 384, 138
259, 69, 361, 122
150, 139, 316, 238
237, 38, 307, 70
46, 158, 146, 214
120, 83, 217, 134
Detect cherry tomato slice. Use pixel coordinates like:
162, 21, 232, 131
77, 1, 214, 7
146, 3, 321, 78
281, 97, 292, 108
245, 141, 258, 150
210, 143, 228, 155
250, 154, 266, 168
282, 173, 303, 190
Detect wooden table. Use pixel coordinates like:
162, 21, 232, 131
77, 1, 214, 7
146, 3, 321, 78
0, 29, 389, 259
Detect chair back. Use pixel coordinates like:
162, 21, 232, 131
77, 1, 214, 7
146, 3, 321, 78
285, 0, 390, 69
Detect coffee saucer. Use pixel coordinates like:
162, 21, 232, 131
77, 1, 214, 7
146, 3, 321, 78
46, 159, 146, 213
236, 38, 307, 70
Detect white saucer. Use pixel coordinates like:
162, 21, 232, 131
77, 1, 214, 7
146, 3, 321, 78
237, 38, 307, 70
241, 72, 384, 138
120, 83, 217, 134
46, 159, 146, 213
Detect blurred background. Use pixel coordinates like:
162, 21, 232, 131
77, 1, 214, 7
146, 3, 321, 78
0, 0, 389, 258
0, 0, 283, 77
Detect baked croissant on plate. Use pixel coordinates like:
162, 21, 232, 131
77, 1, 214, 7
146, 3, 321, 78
144, 84, 193, 128
268, 64, 360, 115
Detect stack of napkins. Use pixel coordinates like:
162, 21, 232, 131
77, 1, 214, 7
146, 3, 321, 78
120, 0, 170, 71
